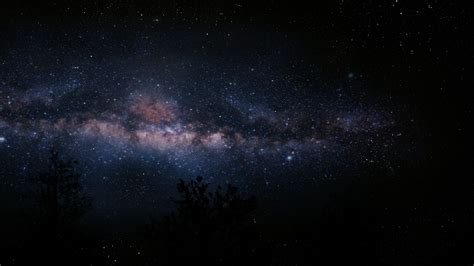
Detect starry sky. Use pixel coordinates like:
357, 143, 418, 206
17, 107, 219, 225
0, 1, 471, 222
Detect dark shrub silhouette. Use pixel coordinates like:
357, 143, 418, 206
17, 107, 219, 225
32, 149, 91, 237
145, 176, 259, 265
21, 148, 92, 264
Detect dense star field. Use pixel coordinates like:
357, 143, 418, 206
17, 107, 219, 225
0, 29, 415, 214
0, 1, 472, 264
0, 3, 426, 217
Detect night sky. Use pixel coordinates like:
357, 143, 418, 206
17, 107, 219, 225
0, 1, 471, 225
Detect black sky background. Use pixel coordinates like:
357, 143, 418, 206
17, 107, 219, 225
0, 0, 472, 234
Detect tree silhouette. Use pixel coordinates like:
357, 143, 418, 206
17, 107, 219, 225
145, 176, 259, 265
27, 148, 91, 252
